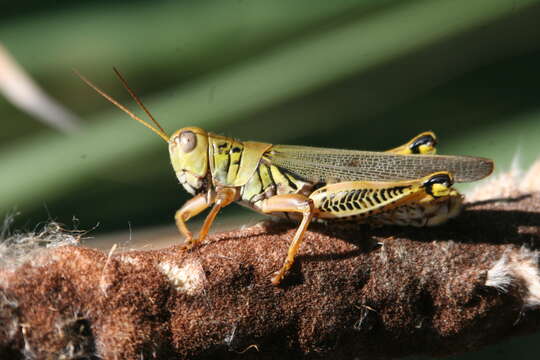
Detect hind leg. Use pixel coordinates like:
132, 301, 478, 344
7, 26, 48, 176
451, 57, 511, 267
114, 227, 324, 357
309, 171, 461, 227
386, 131, 437, 155
368, 173, 463, 227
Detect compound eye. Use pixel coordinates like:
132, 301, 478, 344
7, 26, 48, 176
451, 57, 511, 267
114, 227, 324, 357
179, 131, 197, 153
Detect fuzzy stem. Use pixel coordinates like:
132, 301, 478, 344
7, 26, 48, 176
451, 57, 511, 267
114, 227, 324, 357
1, 173, 540, 359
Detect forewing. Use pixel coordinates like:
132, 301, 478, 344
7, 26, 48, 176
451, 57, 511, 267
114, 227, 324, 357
268, 145, 493, 183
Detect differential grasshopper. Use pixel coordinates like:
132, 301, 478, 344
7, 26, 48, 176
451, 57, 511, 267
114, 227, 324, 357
78, 70, 494, 285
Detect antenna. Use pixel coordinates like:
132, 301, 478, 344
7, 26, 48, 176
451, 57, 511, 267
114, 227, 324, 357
74, 69, 169, 143
112, 67, 168, 137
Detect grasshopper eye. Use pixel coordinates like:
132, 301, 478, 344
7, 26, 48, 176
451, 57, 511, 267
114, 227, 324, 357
179, 131, 197, 153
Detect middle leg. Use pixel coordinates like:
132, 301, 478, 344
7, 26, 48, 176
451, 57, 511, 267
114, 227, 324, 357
260, 194, 316, 285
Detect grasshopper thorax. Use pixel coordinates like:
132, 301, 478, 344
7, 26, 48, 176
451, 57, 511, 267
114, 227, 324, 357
169, 126, 210, 195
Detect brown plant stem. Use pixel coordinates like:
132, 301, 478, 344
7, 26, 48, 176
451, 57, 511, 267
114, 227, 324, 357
1, 190, 540, 359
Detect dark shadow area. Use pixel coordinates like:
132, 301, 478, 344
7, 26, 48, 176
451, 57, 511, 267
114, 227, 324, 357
369, 207, 540, 247
465, 194, 532, 207
246, 194, 540, 267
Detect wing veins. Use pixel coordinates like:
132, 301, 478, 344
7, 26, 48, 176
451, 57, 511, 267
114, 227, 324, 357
268, 145, 493, 183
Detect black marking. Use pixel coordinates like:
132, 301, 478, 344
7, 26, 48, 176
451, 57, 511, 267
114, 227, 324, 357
373, 192, 381, 204
380, 189, 387, 201
345, 191, 355, 204
423, 173, 452, 197
197, 175, 210, 194
366, 196, 374, 207
224, 153, 231, 175
231, 146, 242, 153
358, 200, 367, 210
217, 142, 228, 150
257, 164, 265, 186
235, 145, 244, 170
360, 189, 367, 199
321, 200, 330, 212
266, 165, 277, 190
410, 134, 436, 154
284, 173, 299, 191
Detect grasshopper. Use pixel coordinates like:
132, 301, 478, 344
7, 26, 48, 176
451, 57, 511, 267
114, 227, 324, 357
78, 70, 494, 285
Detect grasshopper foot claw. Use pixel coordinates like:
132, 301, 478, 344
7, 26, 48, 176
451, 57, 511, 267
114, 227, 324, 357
180, 238, 196, 251
271, 272, 284, 286
271, 261, 293, 286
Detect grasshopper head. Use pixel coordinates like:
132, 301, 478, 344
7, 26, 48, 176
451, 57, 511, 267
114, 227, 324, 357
169, 127, 209, 194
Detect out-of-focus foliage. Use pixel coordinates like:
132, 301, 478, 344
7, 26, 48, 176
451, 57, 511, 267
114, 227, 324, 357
1, 1, 540, 358
1, 0, 540, 234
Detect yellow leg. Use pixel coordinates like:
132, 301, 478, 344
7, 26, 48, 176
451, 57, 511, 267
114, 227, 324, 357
386, 131, 437, 155
175, 193, 213, 244
175, 187, 239, 250
260, 194, 315, 285
194, 187, 239, 247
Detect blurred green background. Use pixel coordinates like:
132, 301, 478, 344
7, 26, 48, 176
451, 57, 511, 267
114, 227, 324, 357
1, 0, 540, 358
1, 2, 540, 214
2, 0, 540, 235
